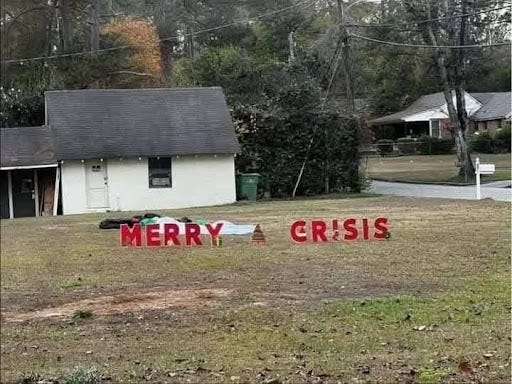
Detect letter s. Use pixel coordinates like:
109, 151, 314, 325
343, 219, 358, 241
374, 217, 389, 239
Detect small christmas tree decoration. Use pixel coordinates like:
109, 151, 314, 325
251, 224, 266, 245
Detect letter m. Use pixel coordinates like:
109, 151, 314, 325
120, 224, 142, 246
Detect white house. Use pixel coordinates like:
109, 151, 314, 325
0, 87, 240, 218
369, 91, 511, 139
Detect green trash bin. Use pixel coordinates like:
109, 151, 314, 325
236, 174, 242, 200
238, 173, 261, 201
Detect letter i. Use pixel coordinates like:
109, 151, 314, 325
362, 218, 370, 240
332, 219, 340, 241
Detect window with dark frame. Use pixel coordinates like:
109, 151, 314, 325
431, 120, 440, 138
148, 157, 172, 188
21, 179, 33, 193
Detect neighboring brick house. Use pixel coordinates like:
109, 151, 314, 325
469, 93, 511, 135
369, 91, 511, 139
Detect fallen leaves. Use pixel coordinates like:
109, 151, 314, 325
458, 361, 474, 375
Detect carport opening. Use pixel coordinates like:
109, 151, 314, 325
0, 167, 62, 219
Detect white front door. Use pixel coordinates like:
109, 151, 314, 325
85, 160, 109, 208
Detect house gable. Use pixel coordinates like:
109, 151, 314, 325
370, 91, 483, 125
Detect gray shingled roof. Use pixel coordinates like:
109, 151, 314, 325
369, 92, 447, 125
45, 87, 240, 160
471, 92, 511, 121
1, 126, 57, 168
370, 91, 511, 125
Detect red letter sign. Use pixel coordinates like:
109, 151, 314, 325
311, 220, 327, 242
374, 217, 389, 239
163, 223, 180, 246
146, 224, 161, 247
185, 223, 202, 246
206, 223, 224, 239
290, 220, 307, 243
343, 219, 358, 241
120, 224, 142, 246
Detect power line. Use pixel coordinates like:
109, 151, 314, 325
345, 5, 511, 28
350, 33, 511, 49
1, 0, 314, 65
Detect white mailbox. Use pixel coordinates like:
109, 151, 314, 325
478, 163, 495, 175
475, 157, 496, 200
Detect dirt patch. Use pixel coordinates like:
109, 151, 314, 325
5, 288, 231, 322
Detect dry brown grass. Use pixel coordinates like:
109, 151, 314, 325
1, 196, 510, 383
364, 153, 511, 183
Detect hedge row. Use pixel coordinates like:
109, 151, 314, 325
376, 126, 511, 156
470, 125, 511, 153
376, 136, 454, 156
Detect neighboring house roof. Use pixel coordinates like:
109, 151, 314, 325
45, 87, 240, 160
470, 92, 511, 121
1, 126, 57, 168
369, 92, 448, 125
369, 91, 511, 125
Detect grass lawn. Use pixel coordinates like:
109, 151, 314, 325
1, 196, 510, 383
364, 153, 511, 183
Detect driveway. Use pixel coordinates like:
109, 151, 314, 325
370, 180, 511, 202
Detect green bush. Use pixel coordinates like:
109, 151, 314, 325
417, 136, 454, 155
470, 132, 494, 154
376, 139, 394, 156
396, 137, 417, 154
63, 367, 101, 384
494, 124, 511, 152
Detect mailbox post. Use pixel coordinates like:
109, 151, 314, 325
475, 157, 495, 200
476, 157, 481, 200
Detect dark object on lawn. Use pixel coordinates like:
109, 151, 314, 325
99, 218, 136, 229
72, 309, 93, 319
99, 213, 161, 229
178, 217, 192, 223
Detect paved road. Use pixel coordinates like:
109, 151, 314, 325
370, 180, 511, 202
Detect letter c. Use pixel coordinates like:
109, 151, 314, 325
290, 220, 307, 243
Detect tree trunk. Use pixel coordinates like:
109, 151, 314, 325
453, 0, 474, 181
417, 1, 475, 181
288, 31, 295, 63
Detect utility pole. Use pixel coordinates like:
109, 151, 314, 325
59, 0, 74, 52
292, 0, 362, 198
338, 0, 355, 113
90, 0, 100, 54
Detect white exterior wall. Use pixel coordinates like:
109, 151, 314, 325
60, 155, 236, 215
404, 92, 482, 122
61, 160, 88, 215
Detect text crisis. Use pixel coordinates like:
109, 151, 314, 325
290, 218, 389, 242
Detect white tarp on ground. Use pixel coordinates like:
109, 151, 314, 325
155, 217, 256, 235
